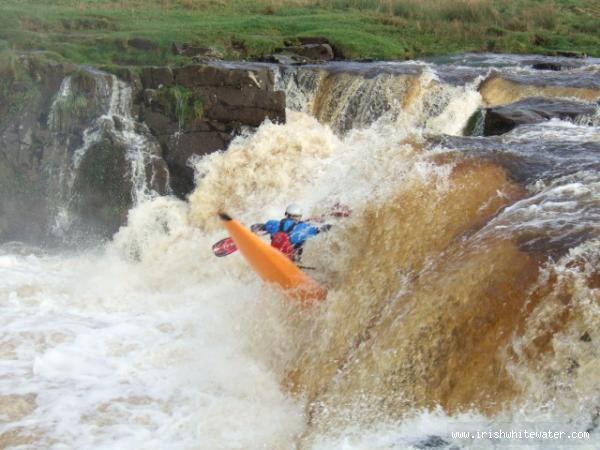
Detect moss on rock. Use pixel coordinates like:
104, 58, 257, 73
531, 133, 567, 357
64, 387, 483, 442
152, 84, 203, 127
0, 50, 43, 129
72, 136, 133, 236
48, 68, 104, 133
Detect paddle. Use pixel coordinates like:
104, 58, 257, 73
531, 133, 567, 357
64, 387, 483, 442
211, 203, 352, 258
212, 223, 266, 257
212, 237, 238, 257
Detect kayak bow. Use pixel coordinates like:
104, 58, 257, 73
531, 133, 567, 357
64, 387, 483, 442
218, 212, 327, 303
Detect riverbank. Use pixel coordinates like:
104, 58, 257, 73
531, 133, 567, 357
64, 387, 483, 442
1, 0, 599, 67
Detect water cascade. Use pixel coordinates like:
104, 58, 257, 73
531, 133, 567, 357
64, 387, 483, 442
46, 71, 166, 240
1, 54, 599, 449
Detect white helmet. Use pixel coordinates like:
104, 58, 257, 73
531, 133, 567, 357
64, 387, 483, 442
285, 203, 303, 217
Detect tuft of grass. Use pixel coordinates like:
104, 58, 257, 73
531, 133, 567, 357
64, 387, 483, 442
48, 93, 91, 132
47, 69, 103, 133
192, 98, 204, 121
153, 84, 204, 127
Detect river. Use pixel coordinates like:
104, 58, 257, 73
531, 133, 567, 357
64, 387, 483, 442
1, 53, 599, 449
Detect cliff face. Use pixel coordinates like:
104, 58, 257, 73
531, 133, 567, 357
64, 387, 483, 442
0, 53, 77, 242
139, 64, 285, 196
0, 53, 285, 244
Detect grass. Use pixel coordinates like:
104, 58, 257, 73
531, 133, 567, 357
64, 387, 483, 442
47, 69, 103, 132
0, 0, 599, 67
159, 85, 204, 126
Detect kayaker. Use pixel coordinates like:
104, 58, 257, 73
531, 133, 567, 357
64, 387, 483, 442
252, 203, 331, 261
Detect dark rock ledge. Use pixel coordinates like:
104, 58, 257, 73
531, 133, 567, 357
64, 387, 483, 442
139, 64, 285, 196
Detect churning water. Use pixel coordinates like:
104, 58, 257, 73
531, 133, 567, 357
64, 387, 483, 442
1, 54, 599, 449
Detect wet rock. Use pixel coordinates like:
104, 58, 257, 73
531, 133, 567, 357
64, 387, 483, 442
414, 435, 452, 449
463, 109, 485, 136
484, 97, 598, 136
264, 53, 310, 65
106, 66, 144, 100
72, 135, 133, 236
191, 86, 285, 125
580, 331, 592, 342
173, 64, 274, 90
206, 102, 284, 126
22, 54, 76, 100
148, 157, 170, 196
276, 43, 334, 62
1, 53, 169, 244
171, 42, 222, 60
167, 131, 229, 165
532, 62, 578, 71
555, 50, 586, 59
139, 63, 286, 197
142, 109, 179, 136
165, 131, 230, 195
127, 37, 158, 51
140, 66, 174, 89
0, 53, 77, 242
112, 115, 124, 131
47, 70, 107, 135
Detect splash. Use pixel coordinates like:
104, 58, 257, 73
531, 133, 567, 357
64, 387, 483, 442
187, 60, 600, 447
2, 55, 600, 449
279, 64, 483, 136
0, 210, 305, 449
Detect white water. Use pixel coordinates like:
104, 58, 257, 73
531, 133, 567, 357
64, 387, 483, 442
49, 73, 163, 238
2, 58, 600, 449
2, 102, 461, 449
0, 201, 304, 449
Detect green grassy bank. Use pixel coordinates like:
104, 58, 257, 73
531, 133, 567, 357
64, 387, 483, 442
0, 0, 599, 67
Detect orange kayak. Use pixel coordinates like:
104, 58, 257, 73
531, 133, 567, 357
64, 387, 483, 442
219, 212, 327, 303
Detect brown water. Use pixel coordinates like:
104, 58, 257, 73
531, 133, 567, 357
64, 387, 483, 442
189, 54, 600, 448
1, 53, 599, 449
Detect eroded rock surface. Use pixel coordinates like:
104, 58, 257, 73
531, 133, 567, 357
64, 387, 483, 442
140, 63, 285, 196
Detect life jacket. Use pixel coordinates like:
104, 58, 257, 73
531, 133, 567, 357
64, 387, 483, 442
271, 219, 299, 260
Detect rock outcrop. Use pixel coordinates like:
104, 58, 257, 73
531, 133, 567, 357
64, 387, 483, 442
139, 63, 285, 196
171, 42, 223, 61
483, 97, 598, 135
0, 52, 287, 244
532, 62, 579, 71
277, 44, 334, 62
264, 36, 338, 65
0, 53, 75, 242
71, 135, 133, 234
0, 53, 169, 243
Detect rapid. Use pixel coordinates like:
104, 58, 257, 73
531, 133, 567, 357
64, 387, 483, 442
1, 54, 599, 449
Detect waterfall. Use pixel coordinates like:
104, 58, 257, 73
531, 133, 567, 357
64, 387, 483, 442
47, 72, 167, 239
2, 54, 600, 449
276, 63, 482, 136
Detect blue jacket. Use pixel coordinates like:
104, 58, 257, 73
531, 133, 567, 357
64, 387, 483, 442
263, 218, 320, 246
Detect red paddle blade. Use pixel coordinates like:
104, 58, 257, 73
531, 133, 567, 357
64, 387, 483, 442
212, 237, 238, 257
329, 202, 352, 217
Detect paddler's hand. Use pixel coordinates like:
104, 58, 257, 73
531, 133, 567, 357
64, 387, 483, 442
318, 224, 332, 233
